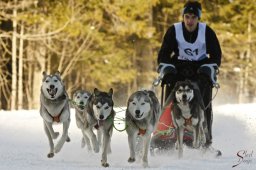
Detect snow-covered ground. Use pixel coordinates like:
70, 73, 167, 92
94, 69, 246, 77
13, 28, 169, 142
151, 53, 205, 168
0, 104, 256, 170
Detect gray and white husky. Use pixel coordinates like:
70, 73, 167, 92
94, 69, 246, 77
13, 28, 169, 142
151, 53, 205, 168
40, 71, 71, 158
72, 90, 92, 150
165, 80, 207, 158
86, 88, 115, 167
125, 90, 160, 167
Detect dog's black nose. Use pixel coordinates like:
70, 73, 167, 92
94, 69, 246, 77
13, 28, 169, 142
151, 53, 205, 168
182, 94, 187, 100
50, 85, 55, 89
99, 115, 104, 120
79, 101, 84, 105
135, 110, 140, 115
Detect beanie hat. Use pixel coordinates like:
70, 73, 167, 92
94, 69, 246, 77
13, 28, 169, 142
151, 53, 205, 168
183, 1, 202, 19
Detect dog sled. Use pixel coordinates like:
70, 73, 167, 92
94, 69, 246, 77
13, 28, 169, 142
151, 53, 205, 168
150, 63, 221, 156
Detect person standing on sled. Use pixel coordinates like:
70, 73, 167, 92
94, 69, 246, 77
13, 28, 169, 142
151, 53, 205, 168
157, 1, 222, 149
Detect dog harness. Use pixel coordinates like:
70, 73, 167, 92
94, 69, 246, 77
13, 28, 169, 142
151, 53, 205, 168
174, 22, 207, 61
138, 128, 147, 136
182, 115, 192, 126
52, 114, 61, 122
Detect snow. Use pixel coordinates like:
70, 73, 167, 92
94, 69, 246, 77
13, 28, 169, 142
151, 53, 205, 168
0, 104, 256, 170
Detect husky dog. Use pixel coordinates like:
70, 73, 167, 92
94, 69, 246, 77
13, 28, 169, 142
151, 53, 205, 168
125, 90, 160, 167
165, 80, 207, 158
40, 71, 71, 158
72, 90, 92, 150
86, 88, 115, 167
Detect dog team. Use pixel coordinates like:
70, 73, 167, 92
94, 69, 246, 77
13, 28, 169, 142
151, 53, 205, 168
40, 71, 208, 167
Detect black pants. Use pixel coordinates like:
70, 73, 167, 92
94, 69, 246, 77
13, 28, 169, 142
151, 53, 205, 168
162, 68, 213, 145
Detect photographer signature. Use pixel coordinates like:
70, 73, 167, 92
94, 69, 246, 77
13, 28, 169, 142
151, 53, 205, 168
232, 150, 253, 168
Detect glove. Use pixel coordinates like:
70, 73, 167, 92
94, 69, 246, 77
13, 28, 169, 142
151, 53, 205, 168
157, 63, 177, 79
197, 63, 219, 87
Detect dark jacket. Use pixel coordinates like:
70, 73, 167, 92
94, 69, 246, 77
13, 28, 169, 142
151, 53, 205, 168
157, 22, 222, 67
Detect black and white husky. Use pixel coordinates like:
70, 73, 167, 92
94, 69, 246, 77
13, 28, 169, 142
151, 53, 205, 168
40, 71, 71, 158
86, 88, 115, 167
125, 90, 160, 167
72, 90, 92, 150
165, 80, 207, 158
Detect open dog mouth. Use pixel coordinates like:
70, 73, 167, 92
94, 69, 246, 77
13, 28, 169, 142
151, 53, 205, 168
78, 105, 85, 110
47, 88, 58, 98
135, 113, 143, 119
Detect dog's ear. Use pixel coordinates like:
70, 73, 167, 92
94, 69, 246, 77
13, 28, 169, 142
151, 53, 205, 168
86, 91, 92, 97
146, 90, 155, 98
42, 71, 47, 76
54, 71, 61, 79
94, 88, 100, 96
108, 88, 113, 97
42, 71, 47, 81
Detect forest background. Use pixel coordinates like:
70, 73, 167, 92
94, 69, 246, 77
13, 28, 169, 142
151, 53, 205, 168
0, 0, 255, 110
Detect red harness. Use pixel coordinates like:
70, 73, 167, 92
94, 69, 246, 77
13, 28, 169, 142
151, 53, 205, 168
52, 114, 61, 122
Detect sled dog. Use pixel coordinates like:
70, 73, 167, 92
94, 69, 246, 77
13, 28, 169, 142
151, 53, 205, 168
40, 71, 71, 158
86, 88, 115, 167
125, 90, 160, 167
72, 90, 93, 150
165, 80, 207, 158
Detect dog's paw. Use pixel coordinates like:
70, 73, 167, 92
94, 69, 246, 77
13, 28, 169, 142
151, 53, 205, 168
47, 152, 54, 158
52, 132, 59, 139
101, 162, 109, 167
66, 136, 71, 142
128, 157, 135, 163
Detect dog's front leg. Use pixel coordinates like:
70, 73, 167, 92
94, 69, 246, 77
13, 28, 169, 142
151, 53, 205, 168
142, 135, 151, 168
43, 121, 54, 158
127, 133, 136, 163
193, 124, 200, 148
81, 130, 91, 150
177, 126, 184, 158
44, 121, 59, 139
54, 119, 70, 153
40, 107, 54, 123
97, 129, 102, 151
84, 128, 99, 153
101, 131, 111, 167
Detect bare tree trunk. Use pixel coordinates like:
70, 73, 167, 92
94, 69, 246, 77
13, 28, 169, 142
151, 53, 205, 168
11, 0, 18, 110
18, 22, 24, 109
244, 12, 252, 102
